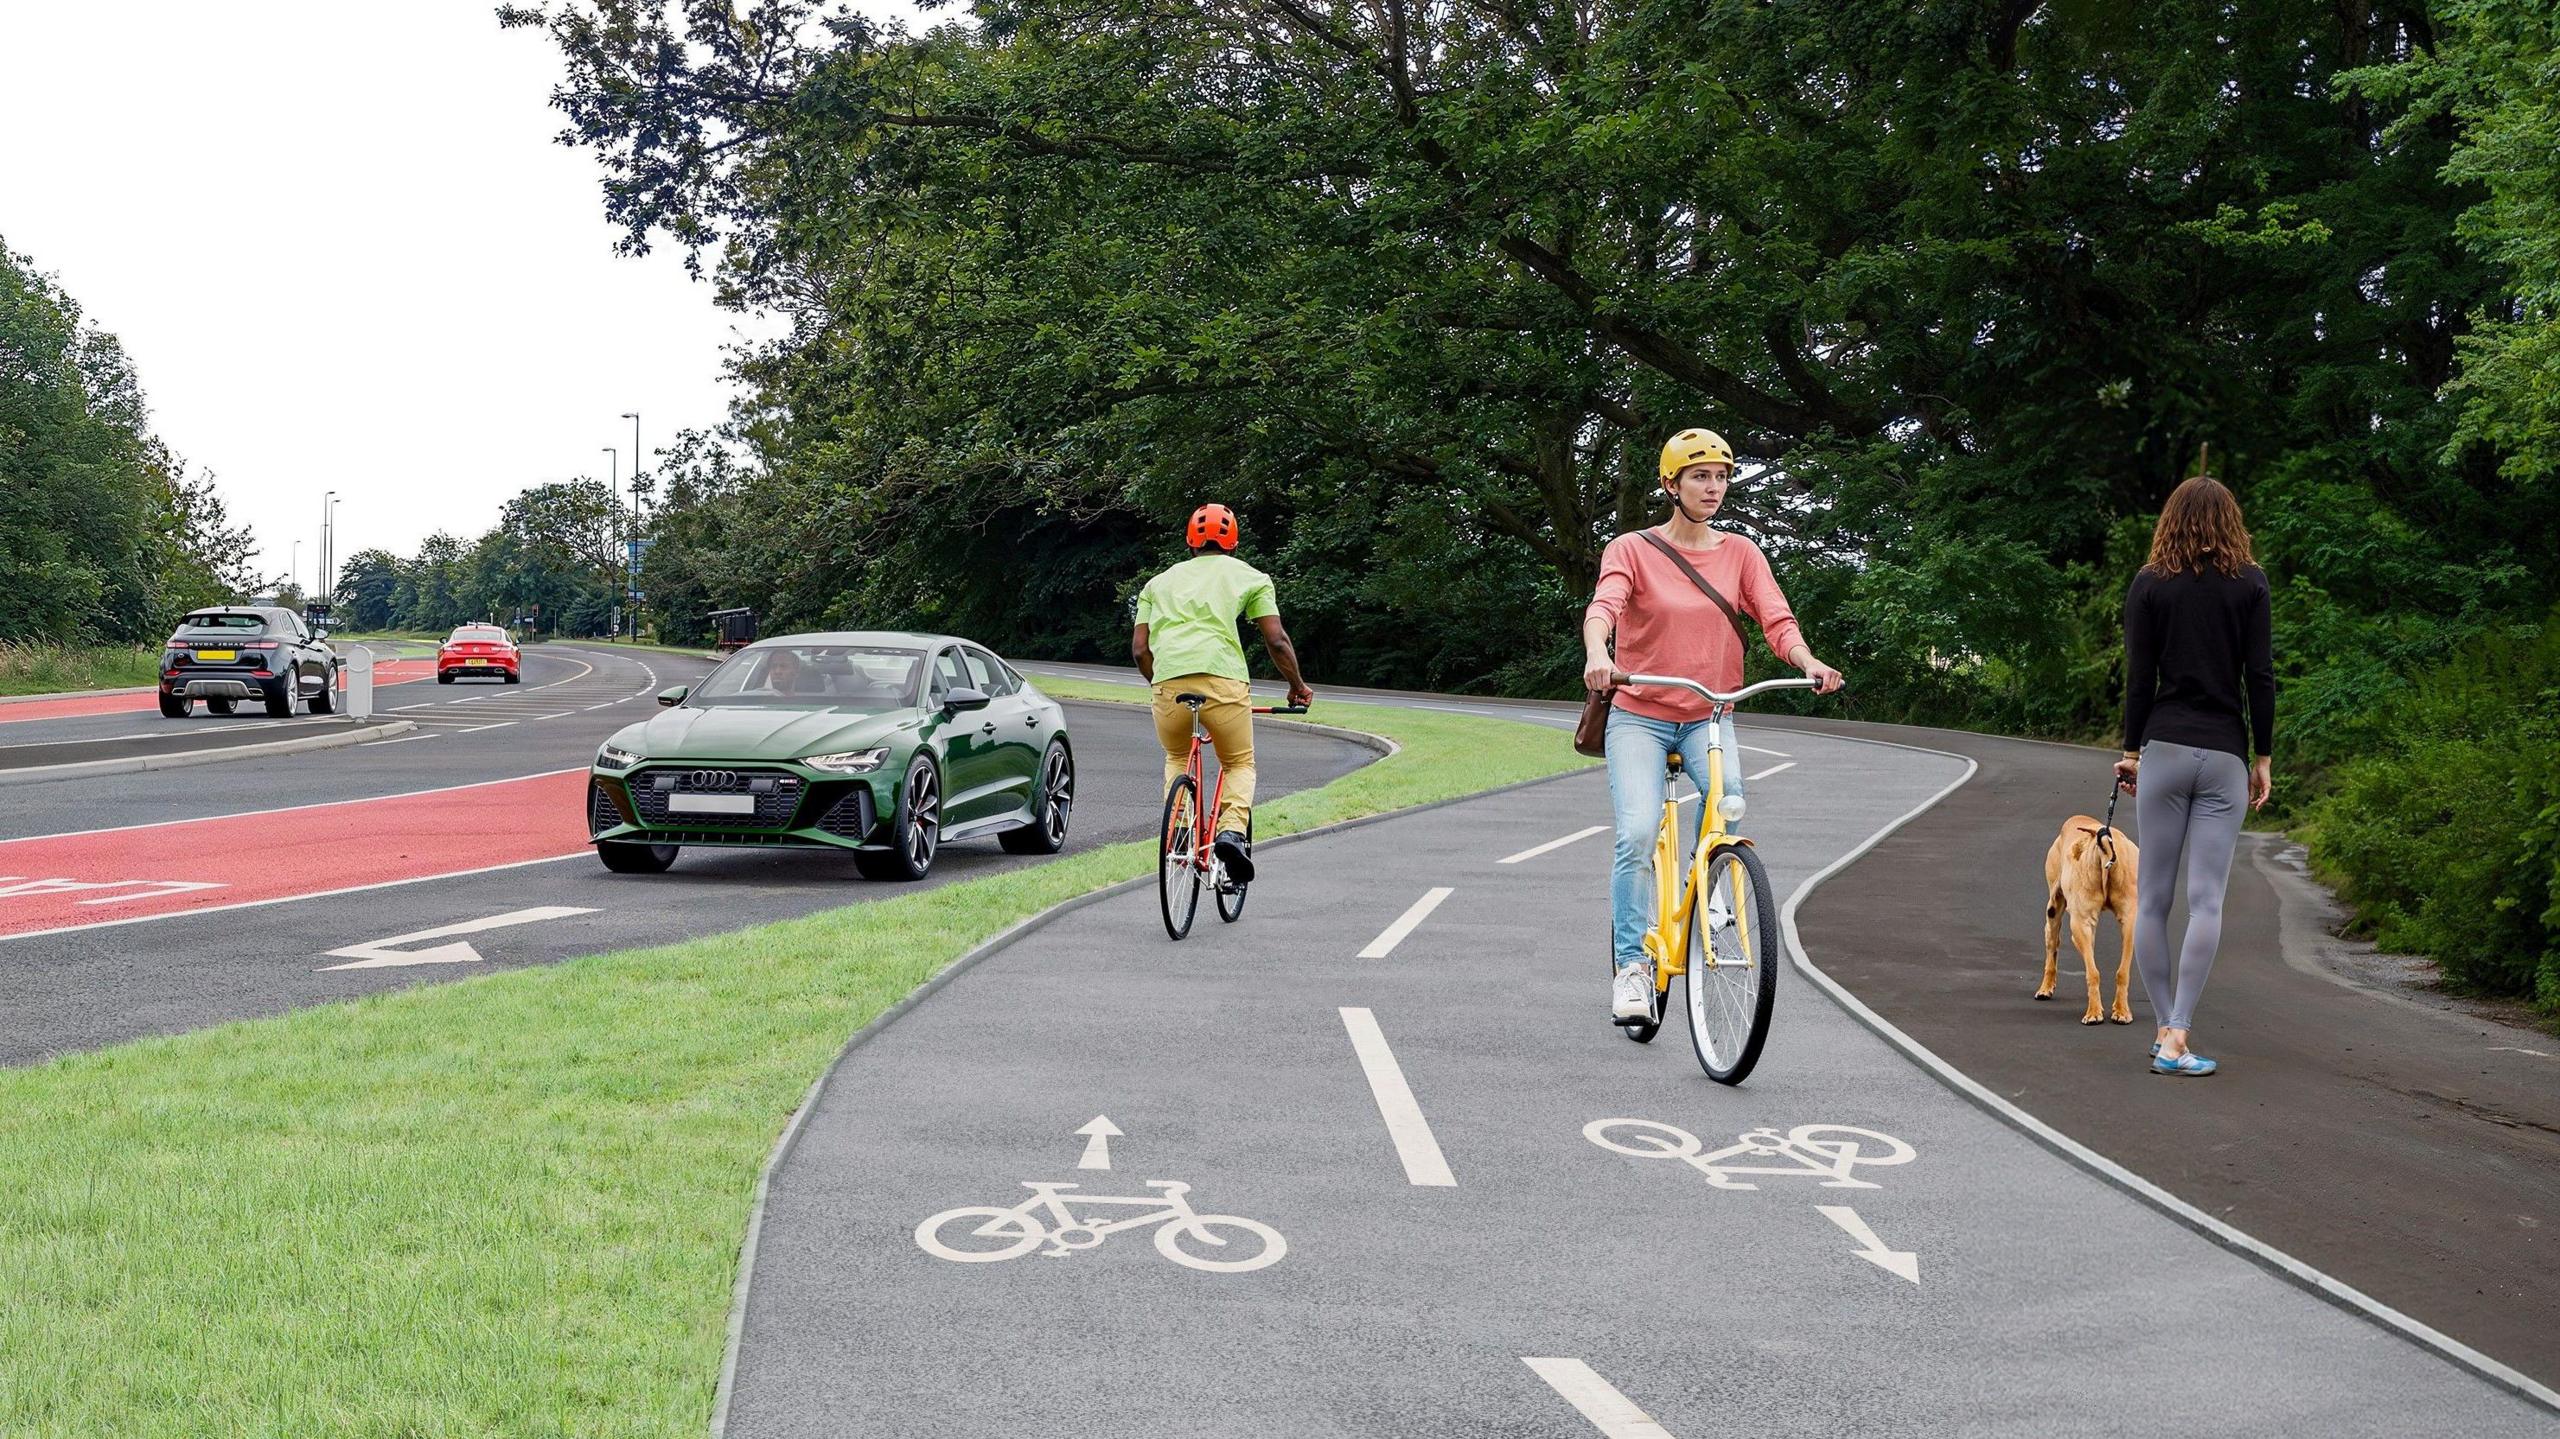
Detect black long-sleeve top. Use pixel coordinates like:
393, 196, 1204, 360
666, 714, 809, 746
2121, 563, 2275, 761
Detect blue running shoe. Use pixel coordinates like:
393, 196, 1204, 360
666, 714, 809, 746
2151, 1052, 2217, 1076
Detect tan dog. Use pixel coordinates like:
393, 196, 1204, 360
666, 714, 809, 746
2039, 816, 2137, 1024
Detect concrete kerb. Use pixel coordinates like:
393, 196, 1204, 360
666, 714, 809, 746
0, 719, 418, 788
706, 757, 1598, 1436
1772, 728, 2560, 1418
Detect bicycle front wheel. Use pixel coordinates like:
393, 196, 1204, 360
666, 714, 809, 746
1159, 775, 1203, 940
1687, 841, 1779, 1084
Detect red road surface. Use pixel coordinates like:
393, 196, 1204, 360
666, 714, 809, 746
0, 770, 591, 939
0, 661, 438, 726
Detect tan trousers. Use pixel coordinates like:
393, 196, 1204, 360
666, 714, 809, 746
1152, 674, 1255, 834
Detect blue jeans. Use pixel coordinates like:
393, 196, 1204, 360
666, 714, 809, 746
1606, 708, 1739, 968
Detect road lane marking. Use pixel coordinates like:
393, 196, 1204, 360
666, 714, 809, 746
1521, 1359, 1677, 1438
1358, 887, 1452, 958
456, 722, 517, 733
1738, 742, 1791, 758
1498, 826, 1609, 865
321, 905, 599, 970
1817, 1205, 1920, 1283
390, 702, 434, 711
0, 852, 589, 945
1075, 1116, 1122, 1170
359, 732, 440, 746
1747, 761, 1797, 781
1338, 1007, 1455, 1187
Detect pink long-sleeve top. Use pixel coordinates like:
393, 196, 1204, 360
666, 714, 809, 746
1584, 529, 1807, 722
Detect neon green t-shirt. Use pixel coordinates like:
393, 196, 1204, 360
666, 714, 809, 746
1136, 554, 1280, 684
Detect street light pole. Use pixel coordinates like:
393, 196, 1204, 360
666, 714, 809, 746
319, 490, 336, 606
325, 496, 342, 602
291, 540, 301, 597
602, 447, 618, 640
620, 411, 641, 639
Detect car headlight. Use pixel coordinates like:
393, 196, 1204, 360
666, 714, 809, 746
801, 746, 890, 774
596, 743, 642, 770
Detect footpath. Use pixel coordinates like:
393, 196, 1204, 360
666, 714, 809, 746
1790, 717, 2560, 1389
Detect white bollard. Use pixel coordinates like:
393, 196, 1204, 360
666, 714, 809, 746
345, 646, 375, 720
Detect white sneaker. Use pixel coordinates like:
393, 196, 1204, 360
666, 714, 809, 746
1611, 962, 1656, 1024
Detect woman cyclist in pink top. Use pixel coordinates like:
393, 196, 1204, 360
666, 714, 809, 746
1582, 428, 1845, 1024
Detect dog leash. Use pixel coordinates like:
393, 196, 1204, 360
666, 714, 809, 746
2096, 780, 2123, 870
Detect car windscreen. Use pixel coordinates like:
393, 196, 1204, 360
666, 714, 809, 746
174, 614, 266, 636
686, 645, 923, 710
450, 629, 508, 643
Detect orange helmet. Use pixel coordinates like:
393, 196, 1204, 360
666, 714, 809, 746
1187, 503, 1239, 551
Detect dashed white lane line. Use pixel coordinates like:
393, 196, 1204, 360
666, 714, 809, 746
1498, 826, 1608, 865
1357, 887, 1453, 958
1739, 742, 1791, 758
1521, 1358, 1677, 1438
359, 733, 441, 747
1337, 1007, 1456, 1188
389, 702, 434, 711
456, 722, 518, 733
1747, 761, 1796, 781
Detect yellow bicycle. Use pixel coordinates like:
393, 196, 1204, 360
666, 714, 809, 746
1612, 672, 1815, 1085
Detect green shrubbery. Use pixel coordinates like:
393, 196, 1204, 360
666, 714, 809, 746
2301, 612, 2560, 1016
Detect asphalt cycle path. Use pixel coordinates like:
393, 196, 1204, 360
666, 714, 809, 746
725, 726, 2549, 1436
1791, 717, 2560, 1391
0, 676, 1372, 1067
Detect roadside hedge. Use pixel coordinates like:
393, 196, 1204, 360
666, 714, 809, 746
2301, 610, 2560, 1016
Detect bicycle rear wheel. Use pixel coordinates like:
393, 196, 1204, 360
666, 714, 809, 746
1686, 841, 1778, 1083
1159, 775, 1203, 940
1215, 814, 1253, 923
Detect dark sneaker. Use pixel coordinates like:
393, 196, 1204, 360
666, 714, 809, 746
1213, 829, 1255, 884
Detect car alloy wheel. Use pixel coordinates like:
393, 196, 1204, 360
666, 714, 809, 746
1040, 747, 1073, 845
904, 762, 940, 871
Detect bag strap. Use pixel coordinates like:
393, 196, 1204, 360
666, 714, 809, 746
1637, 529, 1748, 647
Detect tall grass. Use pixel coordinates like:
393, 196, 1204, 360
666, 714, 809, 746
0, 641, 161, 697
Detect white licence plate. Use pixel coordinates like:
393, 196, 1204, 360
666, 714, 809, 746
668, 793, 755, 816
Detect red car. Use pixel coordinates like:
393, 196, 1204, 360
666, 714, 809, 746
437, 624, 521, 684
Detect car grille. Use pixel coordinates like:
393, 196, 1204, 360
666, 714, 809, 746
628, 766, 805, 830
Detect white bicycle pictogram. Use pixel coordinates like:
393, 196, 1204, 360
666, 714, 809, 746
915, 1179, 1287, 1274
1584, 1119, 1915, 1190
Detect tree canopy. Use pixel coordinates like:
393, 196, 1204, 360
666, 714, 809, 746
1, 241, 251, 644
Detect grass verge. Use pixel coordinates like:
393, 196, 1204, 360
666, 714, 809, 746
0, 687, 1587, 1437
0, 641, 160, 697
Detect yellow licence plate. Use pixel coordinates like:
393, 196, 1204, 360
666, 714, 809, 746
196, 649, 237, 661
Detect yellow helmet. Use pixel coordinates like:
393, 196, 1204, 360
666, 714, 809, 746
1659, 428, 1734, 481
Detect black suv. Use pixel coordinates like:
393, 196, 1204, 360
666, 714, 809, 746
159, 607, 340, 718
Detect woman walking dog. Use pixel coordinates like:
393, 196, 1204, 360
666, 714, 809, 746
2115, 469, 2276, 1077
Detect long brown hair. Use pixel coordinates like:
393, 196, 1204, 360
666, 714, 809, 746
2144, 474, 2254, 577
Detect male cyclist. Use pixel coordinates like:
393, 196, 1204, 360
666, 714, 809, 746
1132, 503, 1314, 884
1583, 428, 1845, 1023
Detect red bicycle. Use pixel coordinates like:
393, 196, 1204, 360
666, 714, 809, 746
1159, 692, 1307, 940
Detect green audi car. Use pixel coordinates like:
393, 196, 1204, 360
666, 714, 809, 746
585, 632, 1074, 880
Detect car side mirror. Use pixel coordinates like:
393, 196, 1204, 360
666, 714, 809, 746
943, 686, 991, 713
658, 685, 690, 707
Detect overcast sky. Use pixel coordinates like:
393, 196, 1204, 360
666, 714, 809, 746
2, 1, 918, 593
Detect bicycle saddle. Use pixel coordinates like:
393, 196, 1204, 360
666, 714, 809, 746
1175, 691, 1209, 706
1664, 752, 1685, 774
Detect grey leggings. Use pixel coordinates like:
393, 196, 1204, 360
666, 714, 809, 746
2133, 743, 2247, 1032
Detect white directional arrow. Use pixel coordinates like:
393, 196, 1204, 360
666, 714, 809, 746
320, 906, 598, 971
1816, 1205, 1920, 1283
1074, 1115, 1123, 1171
